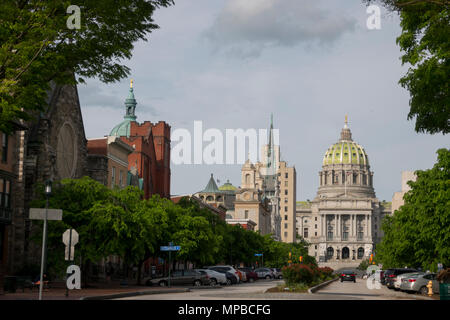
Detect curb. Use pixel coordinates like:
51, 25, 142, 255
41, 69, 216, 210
80, 288, 191, 300
308, 277, 339, 294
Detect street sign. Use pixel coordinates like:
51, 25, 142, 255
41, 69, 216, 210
63, 229, 79, 246
160, 246, 180, 251
438, 263, 443, 271
29, 208, 62, 221
254, 253, 263, 257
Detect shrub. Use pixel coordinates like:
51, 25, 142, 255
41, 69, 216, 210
282, 264, 316, 286
318, 267, 334, 280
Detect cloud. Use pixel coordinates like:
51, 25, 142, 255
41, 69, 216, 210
204, 0, 356, 58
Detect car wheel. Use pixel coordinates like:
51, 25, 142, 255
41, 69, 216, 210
249, 278, 254, 283
226, 279, 232, 286
210, 279, 217, 286
194, 280, 202, 287
278, 276, 283, 279
265, 275, 271, 280
159, 280, 167, 287
419, 286, 428, 295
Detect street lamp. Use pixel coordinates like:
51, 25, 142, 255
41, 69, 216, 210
39, 179, 52, 300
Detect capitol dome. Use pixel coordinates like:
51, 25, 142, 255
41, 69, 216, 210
110, 80, 137, 138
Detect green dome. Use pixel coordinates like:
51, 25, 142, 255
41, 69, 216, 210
110, 119, 132, 137
323, 141, 369, 166
219, 180, 237, 192
109, 82, 137, 138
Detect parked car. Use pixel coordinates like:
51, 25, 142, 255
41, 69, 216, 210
340, 270, 356, 283
206, 266, 240, 283
254, 268, 274, 279
224, 271, 238, 285
145, 270, 210, 287
270, 268, 283, 279
394, 272, 424, 290
236, 269, 247, 282
400, 273, 439, 295
195, 269, 227, 286
384, 268, 418, 289
238, 267, 258, 283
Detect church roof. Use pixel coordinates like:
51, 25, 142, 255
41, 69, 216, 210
202, 174, 220, 193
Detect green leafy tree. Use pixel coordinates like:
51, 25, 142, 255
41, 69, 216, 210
376, 148, 450, 271
364, 0, 449, 134
0, 0, 174, 133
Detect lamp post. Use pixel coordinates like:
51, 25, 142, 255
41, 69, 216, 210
39, 180, 52, 300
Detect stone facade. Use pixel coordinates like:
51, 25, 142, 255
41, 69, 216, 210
296, 118, 391, 267
279, 161, 296, 243
392, 171, 417, 212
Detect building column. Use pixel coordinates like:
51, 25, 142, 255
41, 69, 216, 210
368, 214, 372, 240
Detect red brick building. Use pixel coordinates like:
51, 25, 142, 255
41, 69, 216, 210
109, 81, 170, 199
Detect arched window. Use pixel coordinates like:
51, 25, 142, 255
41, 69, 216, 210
245, 173, 251, 185
206, 196, 214, 201
357, 247, 364, 259
216, 196, 222, 202
326, 247, 334, 259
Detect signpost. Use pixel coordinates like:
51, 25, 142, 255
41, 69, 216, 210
29, 205, 62, 300
160, 243, 180, 287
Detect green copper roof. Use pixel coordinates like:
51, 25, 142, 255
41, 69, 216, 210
219, 180, 237, 192
323, 141, 368, 166
322, 120, 369, 166
203, 174, 220, 193
110, 83, 137, 137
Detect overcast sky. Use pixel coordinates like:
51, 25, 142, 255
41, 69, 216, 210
78, 0, 449, 202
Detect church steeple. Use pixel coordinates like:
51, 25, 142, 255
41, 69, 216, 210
124, 79, 137, 121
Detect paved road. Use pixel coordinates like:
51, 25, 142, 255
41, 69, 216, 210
117, 277, 432, 300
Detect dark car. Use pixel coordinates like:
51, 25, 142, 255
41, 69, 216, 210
146, 270, 210, 287
238, 267, 258, 283
340, 270, 356, 282
384, 268, 418, 289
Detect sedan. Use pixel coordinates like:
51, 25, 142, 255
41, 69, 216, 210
270, 268, 283, 279
400, 273, 439, 295
195, 269, 227, 286
146, 270, 210, 287
238, 267, 258, 283
340, 270, 356, 282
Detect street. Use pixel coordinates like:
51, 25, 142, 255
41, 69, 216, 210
116, 277, 432, 300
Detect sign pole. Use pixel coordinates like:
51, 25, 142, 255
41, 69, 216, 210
38, 197, 49, 300
168, 250, 171, 288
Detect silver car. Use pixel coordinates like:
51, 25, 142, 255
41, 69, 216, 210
195, 269, 227, 286
254, 268, 274, 279
400, 273, 439, 295
270, 268, 283, 279
394, 272, 424, 290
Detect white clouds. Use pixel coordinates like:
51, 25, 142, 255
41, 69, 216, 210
205, 0, 356, 58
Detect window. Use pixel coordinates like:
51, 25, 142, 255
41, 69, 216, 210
245, 210, 249, 219
284, 223, 288, 229
284, 190, 288, 195
284, 198, 288, 203
284, 232, 288, 237
327, 231, 333, 241
315, 232, 317, 236
1, 133, 8, 163
119, 170, 123, 187
303, 228, 308, 238
284, 181, 288, 187
285, 206, 288, 212
315, 245, 317, 250
315, 217, 317, 221
315, 224, 317, 229
285, 173, 288, 179
111, 167, 116, 187
284, 215, 288, 220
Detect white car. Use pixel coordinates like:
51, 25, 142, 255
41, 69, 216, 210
206, 265, 240, 283
195, 269, 227, 286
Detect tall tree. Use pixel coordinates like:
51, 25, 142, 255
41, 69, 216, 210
0, 0, 174, 133
376, 148, 450, 270
364, 0, 449, 134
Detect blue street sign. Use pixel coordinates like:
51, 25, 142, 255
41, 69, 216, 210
254, 253, 263, 257
160, 246, 181, 251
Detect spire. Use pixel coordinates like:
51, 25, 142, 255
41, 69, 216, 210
124, 79, 137, 121
203, 173, 220, 192
340, 115, 353, 141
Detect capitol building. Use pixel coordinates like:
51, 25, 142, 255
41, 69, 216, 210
296, 118, 391, 269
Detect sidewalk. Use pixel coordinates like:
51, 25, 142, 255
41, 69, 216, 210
0, 283, 190, 300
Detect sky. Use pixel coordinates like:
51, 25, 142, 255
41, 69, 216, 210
78, 0, 449, 202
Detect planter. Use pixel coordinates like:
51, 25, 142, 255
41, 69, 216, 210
439, 283, 450, 300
